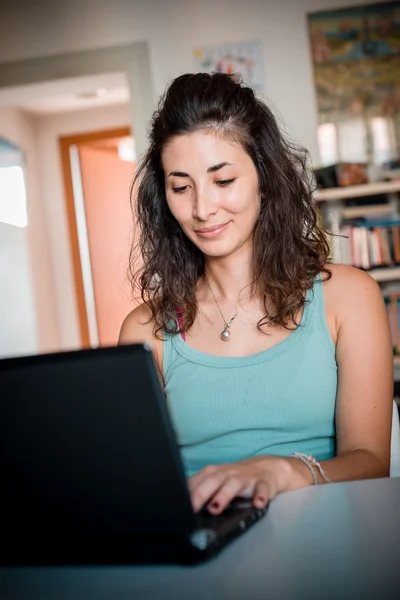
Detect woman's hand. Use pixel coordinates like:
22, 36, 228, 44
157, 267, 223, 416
188, 455, 308, 514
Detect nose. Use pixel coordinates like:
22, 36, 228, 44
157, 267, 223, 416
192, 187, 217, 221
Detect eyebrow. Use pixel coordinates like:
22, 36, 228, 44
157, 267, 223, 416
167, 161, 233, 178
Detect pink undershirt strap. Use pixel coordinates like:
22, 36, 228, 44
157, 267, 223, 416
176, 308, 186, 341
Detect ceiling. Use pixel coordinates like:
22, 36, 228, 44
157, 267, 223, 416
0, 71, 130, 115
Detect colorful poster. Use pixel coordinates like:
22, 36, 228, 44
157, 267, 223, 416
194, 40, 264, 90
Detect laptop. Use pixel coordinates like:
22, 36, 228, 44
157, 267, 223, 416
0, 343, 268, 565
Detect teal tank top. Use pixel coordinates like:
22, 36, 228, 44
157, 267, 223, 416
163, 276, 337, 478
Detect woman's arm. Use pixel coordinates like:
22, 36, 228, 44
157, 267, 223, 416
289, 265, 393, 486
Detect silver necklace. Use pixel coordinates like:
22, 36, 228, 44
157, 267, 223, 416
206, 279, 240, 341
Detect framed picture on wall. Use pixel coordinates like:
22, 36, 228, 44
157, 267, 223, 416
308, 1, 400, 165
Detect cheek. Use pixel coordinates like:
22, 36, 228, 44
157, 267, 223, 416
166, 195, 190, 225
229, 183, 260, 216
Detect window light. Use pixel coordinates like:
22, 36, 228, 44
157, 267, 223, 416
317, 122, 338, 166
0, 166, 28, 228
371, 117, 396, 164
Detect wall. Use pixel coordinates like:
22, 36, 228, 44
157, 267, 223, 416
34, 103, 132, 350
0, 0, 388, 164
0, 106, 57, 356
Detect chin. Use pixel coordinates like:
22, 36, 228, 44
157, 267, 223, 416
196, 240, 242, 259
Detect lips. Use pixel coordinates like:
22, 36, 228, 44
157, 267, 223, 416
194, 222, 230, 238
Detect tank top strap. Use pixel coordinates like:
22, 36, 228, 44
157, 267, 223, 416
309, 272, 335, 353
163, 321, 180, 386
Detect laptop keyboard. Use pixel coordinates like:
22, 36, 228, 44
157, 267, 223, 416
195, 498, 258, 531
189, 498, 267, 553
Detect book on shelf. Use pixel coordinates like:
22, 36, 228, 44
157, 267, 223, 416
337, 217, 400, 271
383, 290, 400, 357
345, 193, 389, 208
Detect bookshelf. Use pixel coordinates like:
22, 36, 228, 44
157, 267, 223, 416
369, 267, 400, 283
315, 180, 400, 202
341, 204, 392, 220
316, 179, 400, 265
316, 180, 400, 379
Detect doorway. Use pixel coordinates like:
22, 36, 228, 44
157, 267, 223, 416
60, 127, 137, 348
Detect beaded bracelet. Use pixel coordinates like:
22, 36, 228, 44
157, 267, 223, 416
291, 452, 332, 485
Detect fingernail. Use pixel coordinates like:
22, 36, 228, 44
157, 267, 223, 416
255, 497, 265, 507
211, 501, 219, 509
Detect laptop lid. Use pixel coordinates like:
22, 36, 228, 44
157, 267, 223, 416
0, 344, 197, 535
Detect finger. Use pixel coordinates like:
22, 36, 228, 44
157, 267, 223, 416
190, 469, 229, 513
253, 479, 271, 508
187, 465, 219, 493
207, 476, 251, 515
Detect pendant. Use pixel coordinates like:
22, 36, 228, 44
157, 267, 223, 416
221, 328, 230, 341
221, 319, 232, 341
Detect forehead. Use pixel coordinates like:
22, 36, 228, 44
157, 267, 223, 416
161, 129, 248, 168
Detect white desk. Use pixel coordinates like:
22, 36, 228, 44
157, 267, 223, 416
1, 477, 400, 600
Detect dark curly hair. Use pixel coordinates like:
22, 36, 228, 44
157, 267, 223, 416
129, 72, 331, 337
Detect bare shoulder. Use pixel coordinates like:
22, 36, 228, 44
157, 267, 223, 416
119, 302, 164, 380
322, 263, 386, 323
118, 303, 156, 345
322, 263, 381, 301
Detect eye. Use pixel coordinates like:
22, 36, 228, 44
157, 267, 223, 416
216, 178, 236, 187
172, 185, 190, 194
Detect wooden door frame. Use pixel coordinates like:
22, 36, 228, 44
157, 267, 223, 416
59, 126, 131, 347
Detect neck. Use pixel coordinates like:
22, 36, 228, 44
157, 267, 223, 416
204, 247, 254, 303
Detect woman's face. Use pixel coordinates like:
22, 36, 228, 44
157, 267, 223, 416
162, 129, 261, 259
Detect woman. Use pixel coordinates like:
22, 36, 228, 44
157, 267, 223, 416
119, 72, 393, 515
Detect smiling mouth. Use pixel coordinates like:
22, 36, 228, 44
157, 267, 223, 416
194, 222, 230, 238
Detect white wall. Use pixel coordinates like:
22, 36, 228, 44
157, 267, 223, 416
0, 106, 57, 357
0, 0, 388, 163
34, 103, 132, 350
